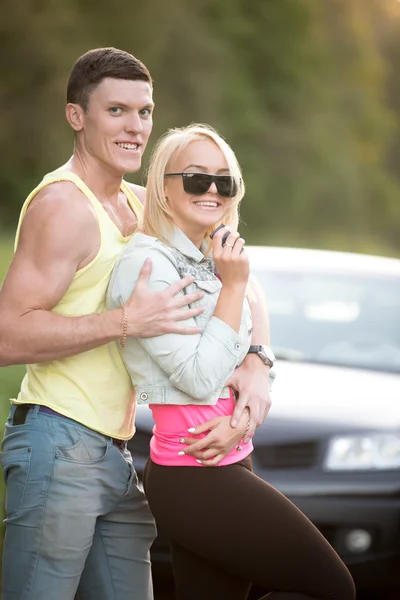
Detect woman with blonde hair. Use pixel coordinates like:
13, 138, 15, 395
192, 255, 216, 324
107, 124, 355, 600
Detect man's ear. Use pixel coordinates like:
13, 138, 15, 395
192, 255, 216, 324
65, 103, 85, 132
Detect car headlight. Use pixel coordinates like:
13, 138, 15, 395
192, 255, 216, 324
324, 433, 400, 471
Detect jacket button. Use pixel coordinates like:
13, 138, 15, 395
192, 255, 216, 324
140, 392, 148, 401
234, 342, 241, 351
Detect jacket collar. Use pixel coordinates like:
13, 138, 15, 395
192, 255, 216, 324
166, 226, 209, 264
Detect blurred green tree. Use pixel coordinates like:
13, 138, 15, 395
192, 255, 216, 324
0, 0, 399, 255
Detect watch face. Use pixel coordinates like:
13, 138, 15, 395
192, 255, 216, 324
260, 346, 275, 364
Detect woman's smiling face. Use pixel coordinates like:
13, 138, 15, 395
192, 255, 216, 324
164, 139, 234, 245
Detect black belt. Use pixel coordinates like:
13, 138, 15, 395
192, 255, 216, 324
12, 404, 127, 451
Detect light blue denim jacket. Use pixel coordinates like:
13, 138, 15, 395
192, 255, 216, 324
106, 227, 253, 406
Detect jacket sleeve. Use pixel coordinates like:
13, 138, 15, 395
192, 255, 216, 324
107, 243, 246, 401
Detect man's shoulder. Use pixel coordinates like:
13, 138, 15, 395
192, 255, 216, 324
28, 179, 95, 222
15, 179, 97, 262
18, 179, 98, 252
30, 178, 86, 205
124, 181, 146, 205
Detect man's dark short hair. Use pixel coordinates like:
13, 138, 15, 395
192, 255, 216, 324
67, 47, 152, 111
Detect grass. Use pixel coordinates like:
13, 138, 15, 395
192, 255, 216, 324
0, 234, 27, 573
0, 234, 26, 411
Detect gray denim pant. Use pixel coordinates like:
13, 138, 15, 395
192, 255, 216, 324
0, 404, 157, 600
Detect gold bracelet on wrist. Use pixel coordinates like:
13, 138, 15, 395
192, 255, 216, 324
236, 407, 251, 452
243, 406, 251, 439
120, 305, 128, 348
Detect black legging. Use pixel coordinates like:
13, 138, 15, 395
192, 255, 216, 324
143, 456, 356, 600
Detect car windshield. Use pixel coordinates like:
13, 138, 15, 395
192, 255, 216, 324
252, 269, 400, 374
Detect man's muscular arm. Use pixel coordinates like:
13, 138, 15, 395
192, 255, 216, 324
0, 183, 203, 366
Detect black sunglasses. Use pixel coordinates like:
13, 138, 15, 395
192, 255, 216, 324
164, 172, 238, 198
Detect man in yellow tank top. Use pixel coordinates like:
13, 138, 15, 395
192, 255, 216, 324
0, 48, 273, 600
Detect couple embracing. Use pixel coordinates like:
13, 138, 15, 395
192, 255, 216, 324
0, 47, 355, 600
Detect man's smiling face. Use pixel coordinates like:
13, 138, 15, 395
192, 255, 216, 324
75, 77, 154, 177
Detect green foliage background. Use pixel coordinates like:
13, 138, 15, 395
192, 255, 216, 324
1, 0, 400, 588
0, 237, 26, 570
1, 0, 400, 251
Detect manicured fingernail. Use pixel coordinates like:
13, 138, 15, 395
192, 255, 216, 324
178, 451, 185, 456
244, 438, 250, 444
178, 438, 185, 443
196, 459, 203, 464
187, 427, 196, 433
231, 420, 237, 427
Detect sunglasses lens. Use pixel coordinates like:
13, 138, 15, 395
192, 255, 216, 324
216, 176, 237, 198
183, 174, 211, 195
182, 173, 238, 197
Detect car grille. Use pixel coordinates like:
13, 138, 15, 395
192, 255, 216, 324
254, 440, 319, 469
128, 433, 319, 470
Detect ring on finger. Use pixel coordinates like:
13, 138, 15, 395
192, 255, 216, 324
225, 242, 234, 248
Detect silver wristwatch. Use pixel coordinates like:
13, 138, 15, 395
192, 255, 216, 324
247, 345, 275, 368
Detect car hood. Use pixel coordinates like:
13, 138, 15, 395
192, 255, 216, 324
269, 361, 400, 433
133, 361, 400, 438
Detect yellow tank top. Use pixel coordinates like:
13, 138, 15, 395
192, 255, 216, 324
13, 170, 143, 440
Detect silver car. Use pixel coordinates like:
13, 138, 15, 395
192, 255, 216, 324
129, 246, 400, 596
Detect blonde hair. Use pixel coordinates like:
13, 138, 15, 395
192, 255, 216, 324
143, 123, 245, 252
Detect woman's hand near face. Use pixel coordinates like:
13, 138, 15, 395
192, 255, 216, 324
212, 226, 249, 289
211, 225, 249, 334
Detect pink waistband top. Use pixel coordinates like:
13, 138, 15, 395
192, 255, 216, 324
149, 388, 253, 467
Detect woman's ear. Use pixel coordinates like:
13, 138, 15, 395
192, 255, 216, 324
164, 180, 169, 203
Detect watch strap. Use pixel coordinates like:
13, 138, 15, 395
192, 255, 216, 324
248, 345, 263, 353
247, 345, 274, 367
